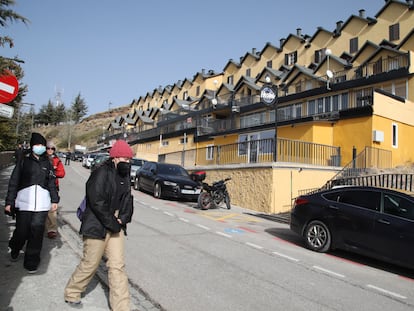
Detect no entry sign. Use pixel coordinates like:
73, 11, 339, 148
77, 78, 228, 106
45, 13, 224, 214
0, 74, 19, 103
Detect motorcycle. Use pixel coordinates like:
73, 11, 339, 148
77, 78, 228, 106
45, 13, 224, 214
197, 177, 232, 210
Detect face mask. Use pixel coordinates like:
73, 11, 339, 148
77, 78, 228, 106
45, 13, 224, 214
117, 161, 131, 177
33, 145, 46, 155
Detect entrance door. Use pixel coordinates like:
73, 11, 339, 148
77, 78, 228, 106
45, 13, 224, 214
248, 134, 259, 163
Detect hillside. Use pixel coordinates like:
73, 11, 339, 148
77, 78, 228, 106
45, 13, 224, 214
35, 105, 129, 152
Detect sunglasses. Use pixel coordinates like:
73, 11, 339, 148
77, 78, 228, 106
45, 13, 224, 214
47, 147, 56, 150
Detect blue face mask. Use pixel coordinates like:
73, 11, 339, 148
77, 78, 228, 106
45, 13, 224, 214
33, 145, 46, 155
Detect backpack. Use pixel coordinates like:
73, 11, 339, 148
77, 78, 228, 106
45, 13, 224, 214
76, 196, 87, 221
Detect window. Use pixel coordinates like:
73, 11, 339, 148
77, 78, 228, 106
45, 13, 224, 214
308, 100, 316, 115
333, 95, 339, 111
179, 137, 188, 144
295, 82, 301, 93
350, 37, 358, 53
227, 75, 234, 85
389, 23, 400, 41
314, 49, 324, 63
267, 60, 272, 68
206, 145, 214, 160
392, 123, 398, 148
240, 112, 266, 128
394, 81, 407, 98
285, 51, 297, 66
183, 91, 188, 100
336, 190, 381, 211
196, 86, 200, 96
373, 58, 383, 74
246, 68, 251, 77
383, 192, 414, 220
341, 93, 349, 109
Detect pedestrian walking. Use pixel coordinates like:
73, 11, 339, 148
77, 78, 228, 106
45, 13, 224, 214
45, 141, 65, 239
4, 132, 59, 273
64, 139, 134, 310
65, 152, 71, 165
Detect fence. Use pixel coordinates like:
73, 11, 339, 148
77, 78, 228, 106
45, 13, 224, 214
162, 137, 340, 167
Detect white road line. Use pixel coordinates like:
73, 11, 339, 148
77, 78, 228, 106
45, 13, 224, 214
272, 251, 300, 262
313, 265, 345, 278
366, 284, 407, 300
150, 206, 159, 210
216, 231, 232, 238
245, 242, 263, 250
196, 224, 210, 230
163, 211, 174, 217
179, 217, 189, 222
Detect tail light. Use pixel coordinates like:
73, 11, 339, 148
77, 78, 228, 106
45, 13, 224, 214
294, 197, 309, 206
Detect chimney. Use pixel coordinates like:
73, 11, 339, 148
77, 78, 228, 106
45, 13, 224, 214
296, 28, 302, 36
359, 9, 365, 18
280, 38, 286, 47
335, 21, 343, 35
252, 48, 256, 55
201, 69, 205, 75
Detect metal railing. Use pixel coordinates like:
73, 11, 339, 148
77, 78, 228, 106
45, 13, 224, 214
162, 137, 340, 167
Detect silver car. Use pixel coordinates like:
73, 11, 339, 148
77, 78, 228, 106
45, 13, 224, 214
130, 158, 146, 184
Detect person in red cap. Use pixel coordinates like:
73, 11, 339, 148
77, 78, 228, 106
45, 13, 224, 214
64, 140, 134, 310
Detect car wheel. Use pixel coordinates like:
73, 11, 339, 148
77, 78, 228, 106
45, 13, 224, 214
304, 220, 331, 253
134, 177, 140, 191
154, 182, 162, 199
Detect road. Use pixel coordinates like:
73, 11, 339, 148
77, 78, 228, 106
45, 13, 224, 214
59, 161, 414, 311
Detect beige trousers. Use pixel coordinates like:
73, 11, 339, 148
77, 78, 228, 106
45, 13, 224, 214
64, 231, 130, 311
45, 210, 57, 233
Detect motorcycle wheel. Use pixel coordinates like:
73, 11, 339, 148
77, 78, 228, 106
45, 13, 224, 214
224, 193, 231, 209
198, 192, 212, 210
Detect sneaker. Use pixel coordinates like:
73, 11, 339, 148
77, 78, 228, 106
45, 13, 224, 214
65, 300, 82, 308
47, 231, 58, 239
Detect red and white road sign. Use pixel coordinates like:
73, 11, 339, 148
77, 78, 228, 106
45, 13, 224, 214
0, 74, 19, 103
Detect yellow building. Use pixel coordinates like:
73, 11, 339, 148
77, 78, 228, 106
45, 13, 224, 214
105, 1, 414, 213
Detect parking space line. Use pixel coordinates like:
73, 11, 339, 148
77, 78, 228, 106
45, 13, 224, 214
366, 284, 407, 300
163, 211, 174, 217
179, 217, 189, 223
312, 265, 345, 278
272, 251, 300, 262
196, 224, 210, 230
245, 242, 263, 250
216, 231, 232, 238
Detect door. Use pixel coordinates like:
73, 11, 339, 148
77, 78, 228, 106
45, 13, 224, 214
248, 134, 259, 163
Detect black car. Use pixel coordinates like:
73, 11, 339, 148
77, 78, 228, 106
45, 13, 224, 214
290, 186, 414, 270
133, 161, 201, 200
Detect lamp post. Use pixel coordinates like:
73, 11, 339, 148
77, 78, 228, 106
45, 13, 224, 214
260, 76, 278, 162
325, 48, 333, 90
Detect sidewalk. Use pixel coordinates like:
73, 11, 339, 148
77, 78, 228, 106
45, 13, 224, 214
0, 165, 160, 311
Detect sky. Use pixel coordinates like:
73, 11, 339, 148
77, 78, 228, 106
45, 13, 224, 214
3, 0, 383, 116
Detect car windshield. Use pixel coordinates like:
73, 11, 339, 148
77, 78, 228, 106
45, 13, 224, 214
158, 164, 189, 177
131, 159, 144, 166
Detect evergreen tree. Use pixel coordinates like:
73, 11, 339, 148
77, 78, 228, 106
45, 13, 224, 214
71, 93, 88, 123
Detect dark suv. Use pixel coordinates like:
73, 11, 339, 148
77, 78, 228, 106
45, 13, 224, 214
71, 151, 84, 161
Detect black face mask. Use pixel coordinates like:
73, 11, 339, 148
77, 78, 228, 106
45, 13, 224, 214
117, 162, 131, 177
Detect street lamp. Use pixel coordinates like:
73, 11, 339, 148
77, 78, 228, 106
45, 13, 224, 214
325, 48, 333, 90
260, 76, 278, 162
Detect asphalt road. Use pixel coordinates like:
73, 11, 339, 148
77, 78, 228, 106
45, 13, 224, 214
59, 161, 414, 311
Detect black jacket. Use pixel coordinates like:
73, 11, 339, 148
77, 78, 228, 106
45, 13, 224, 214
80, 160, 133, 239
5, 153, 59, 208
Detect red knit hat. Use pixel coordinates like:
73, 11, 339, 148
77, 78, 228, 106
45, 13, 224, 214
109, 140, 133, 158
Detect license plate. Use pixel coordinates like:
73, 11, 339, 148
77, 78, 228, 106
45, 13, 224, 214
181, 189, 200, 194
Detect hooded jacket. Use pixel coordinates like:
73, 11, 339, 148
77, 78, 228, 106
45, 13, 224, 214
80, 160, 133, 239
6, 153, 59, 211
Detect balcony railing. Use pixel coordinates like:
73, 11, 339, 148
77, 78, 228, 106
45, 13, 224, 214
161, 137, 340, 167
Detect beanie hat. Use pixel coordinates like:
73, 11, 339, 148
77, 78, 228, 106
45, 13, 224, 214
30, 132, 47, 146
47, 141, 56, 148
109, 140, 133, 158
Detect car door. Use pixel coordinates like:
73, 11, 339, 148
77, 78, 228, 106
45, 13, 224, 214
372, 190, 414, 268
139, 162, 154, 191
328, 189, 380, 253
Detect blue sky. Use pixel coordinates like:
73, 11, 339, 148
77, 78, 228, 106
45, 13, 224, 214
3, 0, 382, 116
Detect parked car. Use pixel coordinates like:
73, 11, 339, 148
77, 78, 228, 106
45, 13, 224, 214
83, 153, 102, 169
130, 157, 146, 184
90, 153, 110, 171
290, 186, 414, 270
133, 161, 201, 200
71, 150, 84, 162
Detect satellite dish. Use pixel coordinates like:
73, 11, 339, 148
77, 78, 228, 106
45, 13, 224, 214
326, 70, 334, 79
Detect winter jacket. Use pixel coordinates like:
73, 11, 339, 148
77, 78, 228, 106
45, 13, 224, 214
50, 155, 65, 189
6, 153, 59, 212
80, 160, 133, 239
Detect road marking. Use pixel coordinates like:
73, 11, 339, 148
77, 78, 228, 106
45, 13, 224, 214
150, 206, 159, 210
313, 266, 345, 278
179, 217, 189, 223
224, 228, 244, 234
216, 231, 232, 238
238, 226, 257, 233
196, 224, 210, 230
366, 284, 407, 299
163, 211, 174, 217
272, 251, 300, 262
245, 242, 263, 250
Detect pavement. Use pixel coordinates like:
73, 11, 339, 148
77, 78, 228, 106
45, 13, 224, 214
0, 165, 162, 311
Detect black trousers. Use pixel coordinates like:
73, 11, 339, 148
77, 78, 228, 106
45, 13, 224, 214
9, 210, 48, 270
